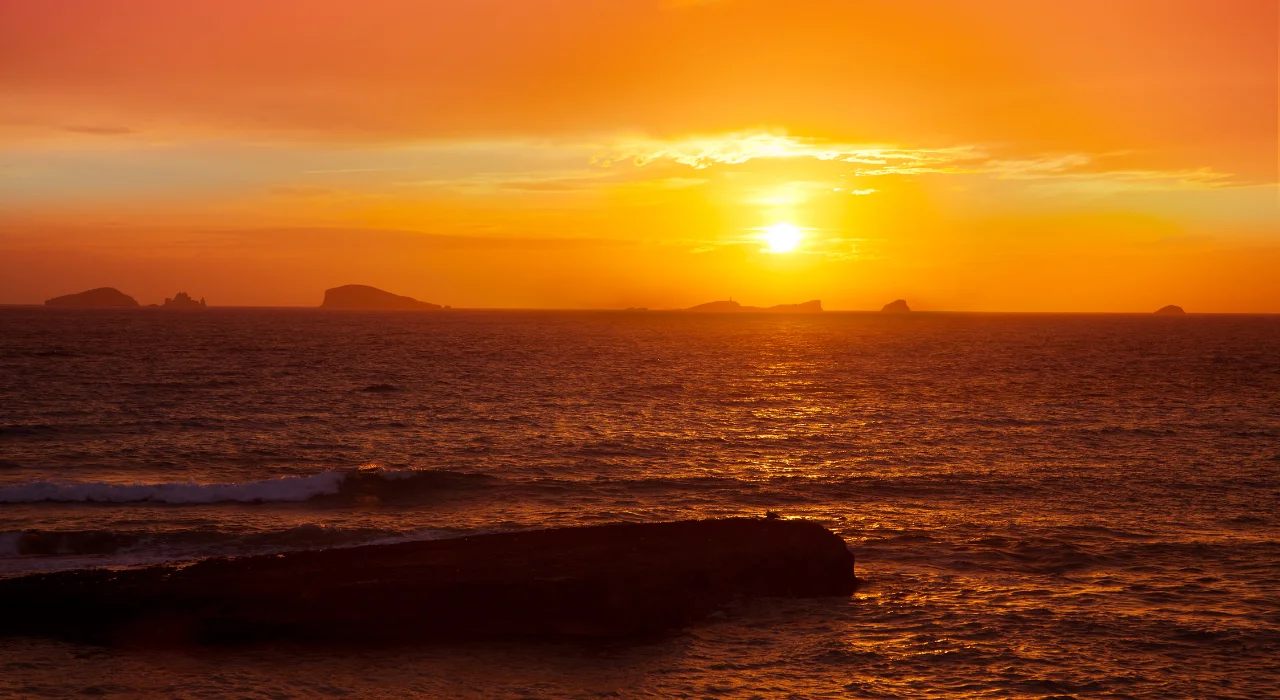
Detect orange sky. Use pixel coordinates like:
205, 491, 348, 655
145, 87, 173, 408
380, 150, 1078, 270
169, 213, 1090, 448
1, 0, 1276, 310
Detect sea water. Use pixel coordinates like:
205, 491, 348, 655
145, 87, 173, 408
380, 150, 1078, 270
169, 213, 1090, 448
0, 308, 1276, 698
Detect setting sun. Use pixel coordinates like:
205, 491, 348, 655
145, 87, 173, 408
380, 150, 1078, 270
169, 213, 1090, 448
762, 223, 803, 254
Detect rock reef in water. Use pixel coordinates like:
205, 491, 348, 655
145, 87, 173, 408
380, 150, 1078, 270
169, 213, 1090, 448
0, 518, 855, 645
881, 299, 911, 312
162, 292, 206, 309
44, 288, 139, 308
685, 300, 823, 313
1155, 305, 1186, 315
320, 284, 441, 310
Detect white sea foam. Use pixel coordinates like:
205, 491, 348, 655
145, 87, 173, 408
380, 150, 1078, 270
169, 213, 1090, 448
0, 469, 350, 504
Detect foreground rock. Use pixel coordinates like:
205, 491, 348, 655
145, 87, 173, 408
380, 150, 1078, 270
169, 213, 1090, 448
320, 284, 442, 310
163, 292, 207, 309
44, 288, 138, 308
685, 300, 823, 313
1154, 305, 1186, 315
881, 299, 911, 312
0, 518, 854, 645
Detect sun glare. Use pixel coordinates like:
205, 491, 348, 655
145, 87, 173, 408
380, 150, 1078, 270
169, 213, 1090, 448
762, 223, 803, 253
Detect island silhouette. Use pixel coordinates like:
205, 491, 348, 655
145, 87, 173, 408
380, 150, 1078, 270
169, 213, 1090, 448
881, 299, 911, 312
320, 285, 443, 310
1155, 305, 1186, 314
44, 288, 139, 308
685, 300, 822, 313
163, 292, 207, 309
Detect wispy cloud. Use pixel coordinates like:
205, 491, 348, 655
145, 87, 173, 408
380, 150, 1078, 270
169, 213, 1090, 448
63, 125, 135, 136
662, 0, 730, 8
990, 160, 1232, 191
606, 131, 983, 173
609, 130, 1240, 191
304, 168, 401, 175
396, 169, 613, 194
268, 186, 333, 198
673, 225, 868, 261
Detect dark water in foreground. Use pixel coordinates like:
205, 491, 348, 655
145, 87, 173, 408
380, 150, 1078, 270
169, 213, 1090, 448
0, 308, 1277, 698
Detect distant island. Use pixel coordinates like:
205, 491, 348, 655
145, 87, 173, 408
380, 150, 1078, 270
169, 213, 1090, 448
163, 292, 207, 309
320, 285, 443, 310
44, 288, 139, 308
685, 300, 822, 313
1154, 305, 1186, 315
881, 299, 911, 312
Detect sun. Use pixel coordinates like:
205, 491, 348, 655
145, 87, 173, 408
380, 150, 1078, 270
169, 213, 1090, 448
762, 222, 803, 253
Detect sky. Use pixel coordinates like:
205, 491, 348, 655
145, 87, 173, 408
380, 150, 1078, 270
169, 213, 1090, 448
1, 0, 1276, 310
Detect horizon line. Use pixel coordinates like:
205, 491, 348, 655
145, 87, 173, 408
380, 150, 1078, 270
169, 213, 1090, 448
2, 304, 1274, 315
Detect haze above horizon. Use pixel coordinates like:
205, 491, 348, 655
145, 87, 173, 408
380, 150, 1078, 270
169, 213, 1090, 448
1, 0, 1276, 312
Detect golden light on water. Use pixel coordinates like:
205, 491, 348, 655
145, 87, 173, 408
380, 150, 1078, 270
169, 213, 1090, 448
762, 223, 803, 254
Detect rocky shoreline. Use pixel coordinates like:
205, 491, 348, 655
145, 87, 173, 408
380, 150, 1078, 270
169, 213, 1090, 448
0, 518, 855, 645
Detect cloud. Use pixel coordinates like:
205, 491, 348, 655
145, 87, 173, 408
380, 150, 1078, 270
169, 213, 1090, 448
612, 130, 1242, 191
268, 186, 333, 197
609, 131, 984, 172
396, 169, 613, 194
304, 168, 400, 175
63, 125, 135, 136
662, 0, 729, 8
675, 229, 865, 261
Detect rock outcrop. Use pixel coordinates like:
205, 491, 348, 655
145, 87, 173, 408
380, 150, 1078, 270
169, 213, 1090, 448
1154, 305, 1186, 315
0, 518, 855, 645
881, 299, 911, 312
320, 285, 441, 310
685, 300, 823, 313
44, 288, 139, 308
162, 292, 206, 309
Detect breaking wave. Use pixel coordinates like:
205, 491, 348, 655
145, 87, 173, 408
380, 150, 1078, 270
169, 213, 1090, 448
0, 466, 494, 505
0, 523, 464, 559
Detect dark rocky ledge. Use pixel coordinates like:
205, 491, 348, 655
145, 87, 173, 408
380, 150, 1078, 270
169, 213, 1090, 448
0, 518, 854, 645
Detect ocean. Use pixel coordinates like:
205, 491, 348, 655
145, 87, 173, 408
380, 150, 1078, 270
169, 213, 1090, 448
0, 308, 1277, 698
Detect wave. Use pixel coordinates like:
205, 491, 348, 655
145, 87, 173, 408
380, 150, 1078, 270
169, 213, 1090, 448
0, 466, 494, 505
0, 523, 462, 559
0, 529, 139, 556
0, 524, 484, 579
0, 467, 1024, 506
